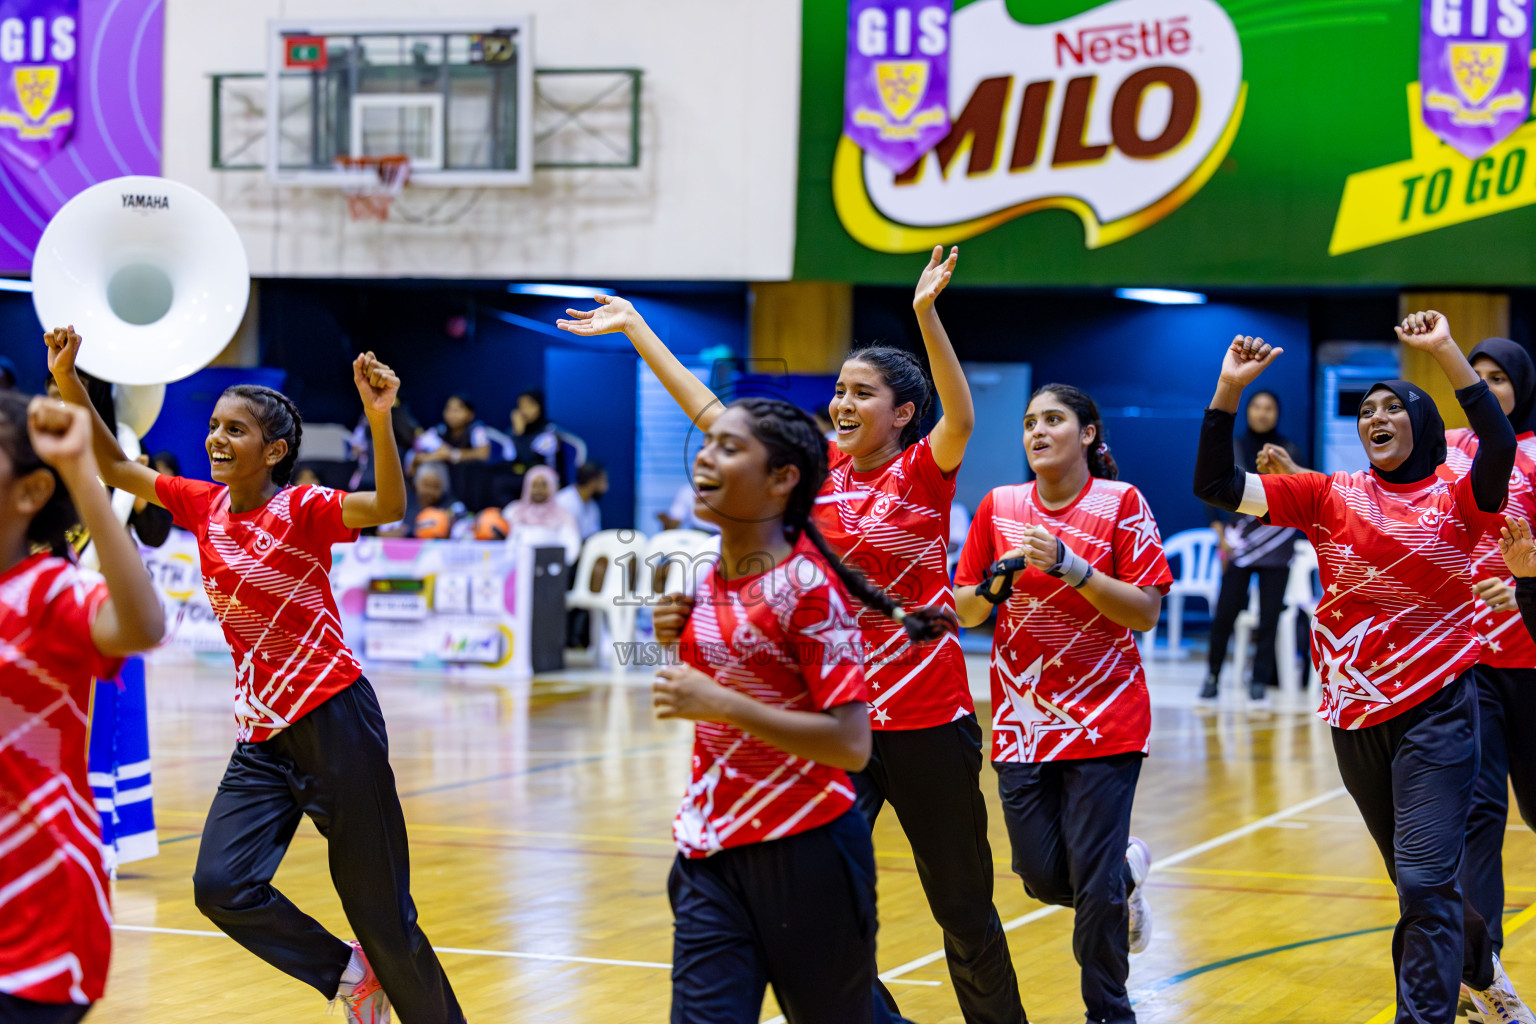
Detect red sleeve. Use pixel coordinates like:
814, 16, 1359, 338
290, 485, 361, 546
785, 571, 871, 710
153, 475, 219, 534
39, 567, 126, 682
1260, 472, 1330, 531
1113, 487, 1174, 592
954, 490, 998, 588
904, 436, 960, 490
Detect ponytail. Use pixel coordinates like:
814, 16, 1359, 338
1032, 383, 1119, 480
735, 397, 955, 642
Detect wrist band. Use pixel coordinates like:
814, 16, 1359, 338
978, 557, 1028, 605
1044, 538, 1094, 588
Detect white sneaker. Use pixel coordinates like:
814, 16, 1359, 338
1470, 954, 1536, 1024
335, 941, 392, 1024
1126, 837, 1152, 955
1465, 983, 1485, 1022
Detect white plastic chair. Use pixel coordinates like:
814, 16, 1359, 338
1159, 528, 1222, 656
1274, 541, 1322, 699
639, 529, 718, 602
1231, 578, 1261, 689
566, 529, 648, 668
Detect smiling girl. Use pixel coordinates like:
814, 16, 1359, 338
560, 248, 1026, 1024
0, 394, 164, 1024
953, 384, 1171, 1024
45, 327, 463, 1024
653, 397, 942, 1024
1193, 315, 1534, 1024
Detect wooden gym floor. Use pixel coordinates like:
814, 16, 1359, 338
86, 654, 1535, 1024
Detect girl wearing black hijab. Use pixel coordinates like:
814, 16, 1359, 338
1202, 389, 1303, 704
1193, 313, 1534, 1024
1443, 337, 1536, 964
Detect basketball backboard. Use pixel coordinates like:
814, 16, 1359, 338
265, 18, 535, 187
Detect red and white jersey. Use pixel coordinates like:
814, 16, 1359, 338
155, 478, 361, 742
1261, 469, 1501, 729
815, 438, 971, 730
1444, 428, 1536, 669
0, 555, 123, 1005
674, 534, 870, 858
955, 480, 1172, 763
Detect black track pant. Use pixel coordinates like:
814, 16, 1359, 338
0, 994, 89, 1024
668, 809, 895, 1024
1462, 665, 1536, 952
1206, 564, 1289, 686
1331, 673, 1495, 1024
996, 753, 1143, 1024
191, 677, 464, 1024
854, 715, 1026, 1024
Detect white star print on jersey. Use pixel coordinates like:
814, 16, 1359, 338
0, 555, 123, 1006
814, 438, 971, 731
1261, 467, 1500, 729
154, 478, 362, 742
673, 535, 870, 858
1445, 428, 1536, 669
956, 479, 1172, 763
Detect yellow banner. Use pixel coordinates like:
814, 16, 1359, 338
1331, 77, 1536, 255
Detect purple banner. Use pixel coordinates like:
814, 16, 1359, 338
0, 0, 77, 169
0, 0, 161, 274
843, 0, 951, 174
1420, 0, 1533, 160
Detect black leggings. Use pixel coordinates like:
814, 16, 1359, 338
854, 715, 1026, 1024
0, 994, 90, 1024
191, 677, 463, 1023
1206, 564, 1289, 686
1462, 666, 1536, 952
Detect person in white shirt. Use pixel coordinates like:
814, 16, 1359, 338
657, 480, 722, 534
555, 462, 608, 540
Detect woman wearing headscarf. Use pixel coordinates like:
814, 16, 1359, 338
1194, 314, 1533, 1024
504, 465, 580, 562
1202, 389, 1303, 704
1442, 337, 1536, 965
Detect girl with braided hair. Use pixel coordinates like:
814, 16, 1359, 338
953, 384, 1172, 1024
653, 397, 939, 1024
562, 247, 1027, 1024
45, 327, 464, 1024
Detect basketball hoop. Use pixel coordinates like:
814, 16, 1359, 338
335, 155, 411, 221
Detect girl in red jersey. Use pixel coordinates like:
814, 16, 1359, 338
952, 384, 1171, 1024
654, 397, 944, 1024
0, 394, 165, 1023
1440, 339, 1536, 966
561, 248, 1027, 1024
45, 328, 464, 1024
1194, 316, 1534, 1024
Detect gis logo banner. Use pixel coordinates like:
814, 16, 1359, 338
833, 0, 1246, 252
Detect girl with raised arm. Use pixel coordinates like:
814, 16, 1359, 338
952, 384, 1171, 1024
1192, 315, 1533, 1024
0, 394, 164, 1024
656, 397, 947, 1023
46, 327, 464, 1024
561, 248, 1027, 1024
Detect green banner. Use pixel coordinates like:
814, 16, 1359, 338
795, 0, 1536, 286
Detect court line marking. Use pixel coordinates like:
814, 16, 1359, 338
1361, 900, 1536, 1024
110, 925, 673, 971
761, 784, 1353, 1024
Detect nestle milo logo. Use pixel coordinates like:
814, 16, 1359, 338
834, 0, 1246, 252
121, 193, 169, 211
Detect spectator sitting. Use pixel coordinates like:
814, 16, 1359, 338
656, 480, 721, 534
416, 394, 492, 466
504, 465, 580, 562
291, 465, 324, 489
508, 389, 561, 486
556, 462, 608, 540
382, 462, 467, 539
348, 395, 421, 489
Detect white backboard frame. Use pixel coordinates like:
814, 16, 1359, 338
350, 93, 445, 170
265, 16, 534, 188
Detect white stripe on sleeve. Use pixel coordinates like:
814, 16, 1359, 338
1236, 472, 1269, 517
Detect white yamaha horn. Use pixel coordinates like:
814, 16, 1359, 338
31, 175, 250, 388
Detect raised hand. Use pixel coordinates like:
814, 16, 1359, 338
353, 351, 400, 415
26, 397, 95, 478
556, 295, 636, 337
43, 325, 82, 381
1219, 335, 1283, 390
913, 245, 958, 313
1499, 516, 1536, 579
1394, 310, 1453, 352
1256, 443, 1302, 476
